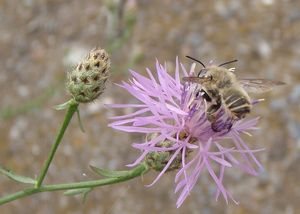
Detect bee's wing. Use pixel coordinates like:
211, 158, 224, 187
182, 76, 209, 84
238, 79, 285, 94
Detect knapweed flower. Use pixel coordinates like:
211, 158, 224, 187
108, 58, 264, 207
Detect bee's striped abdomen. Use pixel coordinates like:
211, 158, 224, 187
223, 89, 251, 119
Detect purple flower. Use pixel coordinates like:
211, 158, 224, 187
108, 58, 264, 207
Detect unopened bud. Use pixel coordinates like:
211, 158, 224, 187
145, 139, 182, 172
66, 47, 111, 103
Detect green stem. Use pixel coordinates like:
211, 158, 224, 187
35, 100, 79, 188
0, 163, 149, 205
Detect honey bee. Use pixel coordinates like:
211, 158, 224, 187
182, 56, 285, 132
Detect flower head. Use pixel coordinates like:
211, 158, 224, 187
67, 47, 110, 103
108, 58, 264, 207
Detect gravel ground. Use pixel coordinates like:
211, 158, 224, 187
0, 0, 299, 213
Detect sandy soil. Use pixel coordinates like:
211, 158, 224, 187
0, 0, 299, 213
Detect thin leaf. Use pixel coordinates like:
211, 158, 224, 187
76, 108, 85, 133
82, 188, 92, 203
89, 165, 131, 178
54, 99, 76, 111
64, 188, 92, 204
0, 166, 36, 184
64, 188, 92, 196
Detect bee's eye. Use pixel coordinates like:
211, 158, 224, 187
197, 69, 213, 81
197, 69, 207, 77
206, 75, 213, 81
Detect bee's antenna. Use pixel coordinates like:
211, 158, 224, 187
186, 55, 206, 68
219, 59, 238, 67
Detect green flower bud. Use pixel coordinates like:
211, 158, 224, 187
66, 47, 111, 103
145, 132, 196, 172
145, 136, 183, 172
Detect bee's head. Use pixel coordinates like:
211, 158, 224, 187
185, 56, 238, 82
197, 68, 213, 81
185, 56, 213, 81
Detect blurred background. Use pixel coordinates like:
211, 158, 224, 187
0, 0, 299, 213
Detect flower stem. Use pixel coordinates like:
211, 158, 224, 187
35, 100, 79, 188
0, 163, 149, 205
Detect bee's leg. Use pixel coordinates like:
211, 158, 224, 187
201, 89, 212, 102
206, 99, 223, 132
209, 97, 236, 132
223, 117, 235, 132
206, 100, 221, 121
213, 108, 239, 133
211, 117, 234, 133
207, 113, 216, 123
